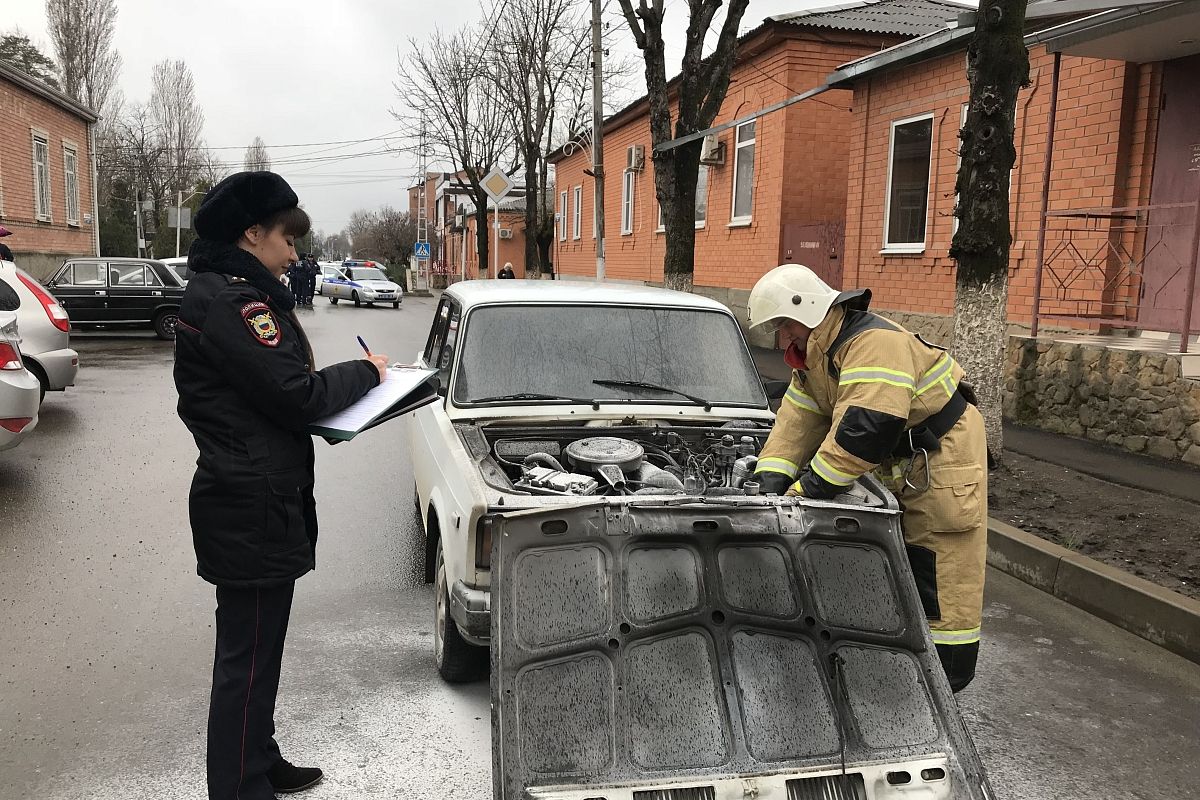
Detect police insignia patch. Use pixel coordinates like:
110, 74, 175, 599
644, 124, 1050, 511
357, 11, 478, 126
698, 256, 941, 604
240, 301, 281, 347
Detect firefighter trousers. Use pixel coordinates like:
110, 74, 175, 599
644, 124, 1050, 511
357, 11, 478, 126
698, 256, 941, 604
885, 403, 988, 693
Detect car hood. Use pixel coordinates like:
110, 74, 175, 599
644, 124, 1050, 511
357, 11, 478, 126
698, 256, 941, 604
358, 280, 401, 291
490, 478, 993, 799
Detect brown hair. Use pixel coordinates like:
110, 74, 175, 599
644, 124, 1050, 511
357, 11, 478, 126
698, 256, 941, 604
260, 205, 311, 239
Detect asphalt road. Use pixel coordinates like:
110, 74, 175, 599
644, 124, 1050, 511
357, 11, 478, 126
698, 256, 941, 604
1, 293, 1197, 799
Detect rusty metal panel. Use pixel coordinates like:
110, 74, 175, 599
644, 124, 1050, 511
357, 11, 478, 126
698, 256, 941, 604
491, 479, 993, 799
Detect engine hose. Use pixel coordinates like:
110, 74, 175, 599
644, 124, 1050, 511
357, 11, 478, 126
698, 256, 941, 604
523, 452, 566, 472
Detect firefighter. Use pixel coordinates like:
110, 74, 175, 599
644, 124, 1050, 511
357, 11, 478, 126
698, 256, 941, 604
748, 264, 988, 692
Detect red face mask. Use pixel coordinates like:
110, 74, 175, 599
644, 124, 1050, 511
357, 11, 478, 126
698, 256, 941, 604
784, 341, 807, 370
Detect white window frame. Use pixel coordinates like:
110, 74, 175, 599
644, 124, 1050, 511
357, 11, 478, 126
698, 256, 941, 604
31, 129, 52, 222
882, 112, 935, 254
559, 190, 568, 242
63, 141, 81, 226
621, 170, 635, 235
572, 185, 582, 240
730, 122, 756, 225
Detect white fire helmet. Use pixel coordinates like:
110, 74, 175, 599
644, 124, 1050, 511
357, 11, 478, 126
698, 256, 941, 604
747, 264, 871, 331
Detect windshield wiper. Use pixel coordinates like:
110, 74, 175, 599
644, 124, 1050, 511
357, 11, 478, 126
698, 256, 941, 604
592, 379, 711, 411
470, 392, 600, 409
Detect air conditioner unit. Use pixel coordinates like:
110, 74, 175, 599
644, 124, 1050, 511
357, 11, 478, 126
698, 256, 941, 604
499, 228, 514, 239
453, 214, 465, 229
626, 145, 645, 172
699, 134, 726, 166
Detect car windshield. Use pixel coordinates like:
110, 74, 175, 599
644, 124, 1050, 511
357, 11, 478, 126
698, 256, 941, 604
454, 304, 767, 407
350, 268, 387, 281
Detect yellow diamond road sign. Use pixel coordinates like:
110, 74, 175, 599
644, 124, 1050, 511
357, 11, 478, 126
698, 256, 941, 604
482, 169, 515, 204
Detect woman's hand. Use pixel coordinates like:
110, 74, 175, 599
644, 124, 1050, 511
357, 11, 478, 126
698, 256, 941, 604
367, 353, 389, 382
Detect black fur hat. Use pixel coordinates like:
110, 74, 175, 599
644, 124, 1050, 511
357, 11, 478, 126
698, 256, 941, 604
194, 171, 299, 243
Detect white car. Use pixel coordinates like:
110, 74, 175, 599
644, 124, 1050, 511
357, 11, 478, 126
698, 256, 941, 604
0, 260, 79, 399
315, 262, 343, 295
159, 256, 193, 285
0, 311, 41, 452
323, 262, 403, 308
406, 281, 991, 800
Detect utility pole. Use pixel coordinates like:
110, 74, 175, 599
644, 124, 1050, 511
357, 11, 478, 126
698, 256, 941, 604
416, 113, 429, 289
590, 0, 606, 281
175, 190, 183, 258
135, 187, 145, 259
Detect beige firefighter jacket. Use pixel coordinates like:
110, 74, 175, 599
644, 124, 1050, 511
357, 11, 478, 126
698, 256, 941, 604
756, 304, 965, 498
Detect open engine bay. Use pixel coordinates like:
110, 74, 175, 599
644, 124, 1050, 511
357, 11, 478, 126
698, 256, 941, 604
457, 420, 775, 498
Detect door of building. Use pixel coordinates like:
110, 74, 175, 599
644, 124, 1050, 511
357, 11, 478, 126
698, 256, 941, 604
1139, 55, 1200, 332
781, 221, 844, 290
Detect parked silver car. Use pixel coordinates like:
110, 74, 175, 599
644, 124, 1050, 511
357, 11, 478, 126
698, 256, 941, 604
0, 260, 79, 400
0, 311, 41, 452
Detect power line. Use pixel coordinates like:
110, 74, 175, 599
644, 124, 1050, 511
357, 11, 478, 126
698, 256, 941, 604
96, 129, 406, 154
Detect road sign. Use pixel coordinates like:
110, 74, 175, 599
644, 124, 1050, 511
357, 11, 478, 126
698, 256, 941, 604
167, 207, 192, 230
482, 169, 515, 205
414, 241, 431, 260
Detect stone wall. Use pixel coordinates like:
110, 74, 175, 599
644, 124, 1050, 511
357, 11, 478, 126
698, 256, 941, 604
1005, 337, 1200, 465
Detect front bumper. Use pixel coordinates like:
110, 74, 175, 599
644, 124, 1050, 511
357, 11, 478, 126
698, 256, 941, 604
28, 348, 79, 390
449, 580, 491, 645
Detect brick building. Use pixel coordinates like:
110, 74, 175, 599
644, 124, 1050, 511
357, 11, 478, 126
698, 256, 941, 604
0, 60, 99, 278
828, 0, 1200, 344
546, 0, 965, 324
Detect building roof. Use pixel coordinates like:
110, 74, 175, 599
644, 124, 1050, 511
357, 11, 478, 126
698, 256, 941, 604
444, 279, 731, 313
771, 0, 972, 37
0, 60, 98, 123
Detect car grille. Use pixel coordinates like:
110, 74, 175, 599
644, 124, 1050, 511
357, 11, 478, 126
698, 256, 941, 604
632, 787, 715, 800
785, 774, 867, 800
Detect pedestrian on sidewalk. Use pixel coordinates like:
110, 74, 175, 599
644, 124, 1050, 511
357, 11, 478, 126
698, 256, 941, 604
498, 261, 515, 279
173, 171, 390, 800
747, 264, 988, 693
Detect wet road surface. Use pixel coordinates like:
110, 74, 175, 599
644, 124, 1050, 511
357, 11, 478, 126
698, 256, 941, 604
0, 294, 1197, 798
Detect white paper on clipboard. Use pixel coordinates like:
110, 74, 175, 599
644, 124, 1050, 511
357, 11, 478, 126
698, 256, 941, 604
307, 366, 437, 438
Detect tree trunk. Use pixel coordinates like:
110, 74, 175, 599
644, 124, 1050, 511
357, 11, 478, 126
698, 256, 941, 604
523, 144, 540, 275
660, 140, 701, 291
949, 0, 1030, 463
474, 198, 490, 278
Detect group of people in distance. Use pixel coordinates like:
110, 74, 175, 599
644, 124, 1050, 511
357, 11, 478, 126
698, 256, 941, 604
285, 254, 320, 305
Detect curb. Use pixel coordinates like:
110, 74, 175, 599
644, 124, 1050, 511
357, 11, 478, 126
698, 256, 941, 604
987, 518, 1200, 665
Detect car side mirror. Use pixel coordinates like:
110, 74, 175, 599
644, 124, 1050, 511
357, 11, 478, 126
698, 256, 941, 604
762, 379, 789, 400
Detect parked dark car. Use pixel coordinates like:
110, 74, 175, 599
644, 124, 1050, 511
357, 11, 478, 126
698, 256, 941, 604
46, 258, 185, 340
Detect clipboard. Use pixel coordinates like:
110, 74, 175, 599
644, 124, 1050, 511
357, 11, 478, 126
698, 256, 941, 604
307, 366, 439, 443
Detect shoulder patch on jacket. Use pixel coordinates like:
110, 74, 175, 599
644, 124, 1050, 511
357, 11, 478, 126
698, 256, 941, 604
240, 301, 281, 347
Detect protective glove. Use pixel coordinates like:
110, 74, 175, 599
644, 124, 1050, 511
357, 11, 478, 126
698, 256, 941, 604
755, 471, 794, 496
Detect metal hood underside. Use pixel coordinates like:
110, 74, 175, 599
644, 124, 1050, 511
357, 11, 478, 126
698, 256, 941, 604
491, 479, 992, 799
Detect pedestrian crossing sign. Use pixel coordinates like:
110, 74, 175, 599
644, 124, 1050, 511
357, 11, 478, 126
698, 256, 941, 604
414, 242, 431, 260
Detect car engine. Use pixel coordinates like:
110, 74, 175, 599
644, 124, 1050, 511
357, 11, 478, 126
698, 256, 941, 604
488, 424, 769, 498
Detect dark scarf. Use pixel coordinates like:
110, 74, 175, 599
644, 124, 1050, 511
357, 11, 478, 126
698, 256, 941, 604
187, 238, 296, 312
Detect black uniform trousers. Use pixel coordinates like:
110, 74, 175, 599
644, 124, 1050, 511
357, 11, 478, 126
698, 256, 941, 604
208, 582, 295, 800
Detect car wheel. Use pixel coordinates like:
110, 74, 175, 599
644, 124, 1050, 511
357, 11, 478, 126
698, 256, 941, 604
393, 302, 400, 309
352, 291, 361, 308
329, 297, 338, 305
153, 309, 179, 340
434, 541, 488, 683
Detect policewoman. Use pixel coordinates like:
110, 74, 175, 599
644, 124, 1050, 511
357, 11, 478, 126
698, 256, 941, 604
174, 171, 389, 799
748, 264, 988, 693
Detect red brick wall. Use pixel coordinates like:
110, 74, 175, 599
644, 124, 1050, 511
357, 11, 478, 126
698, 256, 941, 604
551, 31, 895, 291
444, 210, 527, 279
0, 76, 96, 262
842, 47, 1161, 326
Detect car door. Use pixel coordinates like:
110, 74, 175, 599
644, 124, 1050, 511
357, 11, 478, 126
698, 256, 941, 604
49, 261, 110, 323
106, 263, 162, 323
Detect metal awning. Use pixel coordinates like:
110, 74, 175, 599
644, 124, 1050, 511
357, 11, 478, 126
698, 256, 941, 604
1036, 1, 1200, 61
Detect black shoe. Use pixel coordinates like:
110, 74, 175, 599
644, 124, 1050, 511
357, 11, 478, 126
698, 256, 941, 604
268, 760, 323, 794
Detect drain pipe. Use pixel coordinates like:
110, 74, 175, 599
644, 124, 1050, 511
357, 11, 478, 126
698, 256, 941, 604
1030, 51, 1062, 338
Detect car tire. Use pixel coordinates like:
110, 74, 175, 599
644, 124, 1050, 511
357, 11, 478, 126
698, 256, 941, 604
352, 291, 361, 308
392, 302, 400, 309
329, 297, 338, 305
153, 309, 179, 341
434, 541, 488, 683
23, 359, 47, 403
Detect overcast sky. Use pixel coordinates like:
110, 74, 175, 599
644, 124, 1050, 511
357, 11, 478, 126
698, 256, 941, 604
10, 0, 851, 234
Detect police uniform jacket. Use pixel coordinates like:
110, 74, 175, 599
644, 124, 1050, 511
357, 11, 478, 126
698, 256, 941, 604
756, 302, 966, 497
175, 239, 380, 588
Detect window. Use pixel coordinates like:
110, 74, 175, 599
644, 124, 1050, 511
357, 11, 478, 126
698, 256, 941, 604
63, 261, 106, 286
884, 114, 934, 251
32, 131, 51, 221
657, 166, 711, 231
559, 190, 568, 241
572, 185, 582, 240
63, 145, 80, 225
621, 170, 635, 235
731, 122, 755, 222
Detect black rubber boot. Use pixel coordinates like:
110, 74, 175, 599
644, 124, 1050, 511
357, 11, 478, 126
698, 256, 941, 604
268, 760, 324, 794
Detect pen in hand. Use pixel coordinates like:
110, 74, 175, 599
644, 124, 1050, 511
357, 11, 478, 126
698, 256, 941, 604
357, 336, 389, 382
357, 335, 372, 356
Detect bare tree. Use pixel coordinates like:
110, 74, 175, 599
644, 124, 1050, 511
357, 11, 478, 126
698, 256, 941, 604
949, 0, 1030, 460
45, 0, 121, 114
395, 25, 515, 275
243, 136, 271, 171
150, 59, 206, 195
617, 0, 751, 290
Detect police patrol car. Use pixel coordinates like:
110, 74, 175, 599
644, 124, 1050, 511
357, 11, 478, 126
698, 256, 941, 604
323, 260, 404, 308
